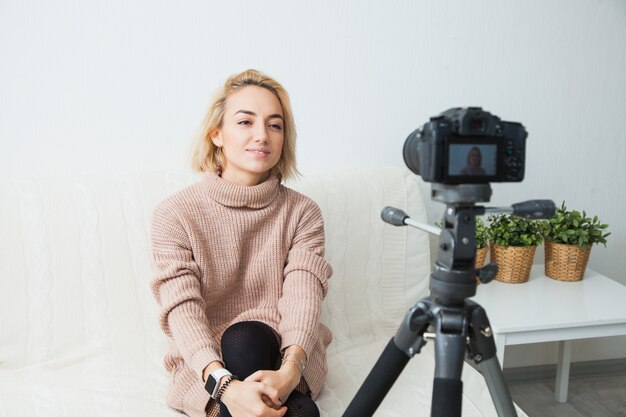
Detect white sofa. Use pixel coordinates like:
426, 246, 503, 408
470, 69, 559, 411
0, 167, 527, 417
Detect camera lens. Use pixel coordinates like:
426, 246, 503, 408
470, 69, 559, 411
403, 128, 422, 175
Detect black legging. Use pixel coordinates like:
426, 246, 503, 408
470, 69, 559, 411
219, 321, 320, 417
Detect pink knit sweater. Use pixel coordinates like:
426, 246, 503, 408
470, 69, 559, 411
150, 172, 333, 417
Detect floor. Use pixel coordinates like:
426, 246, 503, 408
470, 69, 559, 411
507, 372, 626, 417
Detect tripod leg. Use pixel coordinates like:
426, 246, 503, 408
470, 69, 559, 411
343, 301, 430, 417
477, 357, 518, 417
342, 338, 410, 417
467, 302, 518, 417
432, 332, 466, 417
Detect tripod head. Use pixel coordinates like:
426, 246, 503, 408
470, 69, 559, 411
382, 186, 555, 306
431, 183, 493, 306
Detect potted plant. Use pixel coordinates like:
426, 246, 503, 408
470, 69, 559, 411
543, 202, 610, 281
487, 214, 545, 283
475, 216, 489, 268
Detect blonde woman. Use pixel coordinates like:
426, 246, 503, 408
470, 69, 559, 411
459, 146, 486, 176
150, 69, 332, 417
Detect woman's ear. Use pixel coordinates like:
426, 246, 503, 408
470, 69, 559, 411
211, 130, 223, 148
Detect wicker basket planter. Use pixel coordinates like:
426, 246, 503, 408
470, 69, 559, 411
475, 246, 488, 268
543, 203, 609, 282
490, 244, 537, 284
544, 241, 591, 282
486, 214, 544, 284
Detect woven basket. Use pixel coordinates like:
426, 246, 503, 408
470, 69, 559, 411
475, 246, 489, 268
490, 244, 537, 283
544, 241, 591, 281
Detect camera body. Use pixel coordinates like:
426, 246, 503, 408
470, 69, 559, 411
403, 107, 526, 184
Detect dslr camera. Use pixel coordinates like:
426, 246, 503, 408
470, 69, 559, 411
403, 107, 526, 185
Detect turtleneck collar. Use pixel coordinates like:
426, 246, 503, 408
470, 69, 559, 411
203, 172, 280, 208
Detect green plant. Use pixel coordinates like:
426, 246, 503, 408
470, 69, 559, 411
487, 214, 545, 247
475, 216, 488, 249
545, 202, 610, 248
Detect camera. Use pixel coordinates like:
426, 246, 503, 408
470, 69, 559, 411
403, 107, 526, 184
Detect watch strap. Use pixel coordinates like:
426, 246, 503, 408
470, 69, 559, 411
214, 375, 234, 403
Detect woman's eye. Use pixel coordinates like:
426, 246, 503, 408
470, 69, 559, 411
238, 120, 252, 126
269, 123, 283, 131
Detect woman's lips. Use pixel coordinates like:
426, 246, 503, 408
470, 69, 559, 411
247, 148, 271, 157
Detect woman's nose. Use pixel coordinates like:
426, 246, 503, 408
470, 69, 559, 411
253, 125, 269, 142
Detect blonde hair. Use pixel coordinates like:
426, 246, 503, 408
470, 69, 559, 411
190, 69, 299, 181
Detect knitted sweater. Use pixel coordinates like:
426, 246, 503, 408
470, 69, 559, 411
150, 172, 333, 417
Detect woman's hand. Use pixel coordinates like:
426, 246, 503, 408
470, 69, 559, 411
245, 364, 301, 407
220, 379, 287, 417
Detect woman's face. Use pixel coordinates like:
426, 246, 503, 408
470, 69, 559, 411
212, 86, 284, 186
468, 149, 481, 166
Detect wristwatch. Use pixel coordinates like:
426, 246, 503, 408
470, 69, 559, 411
205, 368, 233, 400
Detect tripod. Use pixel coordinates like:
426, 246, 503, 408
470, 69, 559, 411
342, 184, 555, 417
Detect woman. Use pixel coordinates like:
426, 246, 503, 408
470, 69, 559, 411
150, 69, 332, 417
459, 146, 486, 176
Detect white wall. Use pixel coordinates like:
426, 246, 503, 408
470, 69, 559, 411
2, 0, 625, 368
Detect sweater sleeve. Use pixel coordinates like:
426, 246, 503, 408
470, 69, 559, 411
150, 203, 221, 378
278, 199, 333, 358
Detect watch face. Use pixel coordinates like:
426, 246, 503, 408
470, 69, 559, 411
205, 376, 218, 396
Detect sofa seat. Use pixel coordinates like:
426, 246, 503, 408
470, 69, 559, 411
0, 167, 526, 416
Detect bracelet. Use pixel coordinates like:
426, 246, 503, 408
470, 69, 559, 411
283, 353, 306, 372
281, 359, 303, 376
214, 375, 234, 403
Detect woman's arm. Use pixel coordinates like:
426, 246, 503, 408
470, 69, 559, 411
150, 204, 221, 378
246, 200, 331, 401
277, 199, 332, 376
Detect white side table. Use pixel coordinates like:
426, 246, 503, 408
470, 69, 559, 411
472, 264, 626, 403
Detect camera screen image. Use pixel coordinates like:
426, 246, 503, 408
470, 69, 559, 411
448, 144, 497, 177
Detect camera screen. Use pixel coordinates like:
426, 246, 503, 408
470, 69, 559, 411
448, 144, 497, 177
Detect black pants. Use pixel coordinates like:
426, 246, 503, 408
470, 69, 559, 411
219, 321, 320, 417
